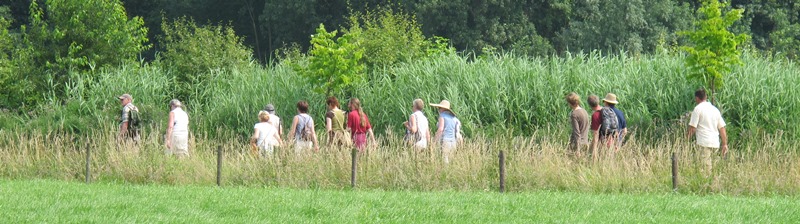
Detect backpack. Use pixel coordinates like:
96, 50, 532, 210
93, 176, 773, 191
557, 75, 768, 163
299, 115, 314, 141
127, 108, 141, 136
600, 107, 619, 135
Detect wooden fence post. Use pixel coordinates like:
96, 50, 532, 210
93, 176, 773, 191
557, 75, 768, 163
217, 145, 222, 186
351, 148, 357, 188
499, 150, 506, 193
671, 152, 678, 192
85, 145, 91, 184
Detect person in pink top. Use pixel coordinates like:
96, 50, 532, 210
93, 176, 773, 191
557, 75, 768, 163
346, 98, 376, 152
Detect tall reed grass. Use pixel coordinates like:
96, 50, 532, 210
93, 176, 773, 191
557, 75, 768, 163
1, 129, 797, 196
1, 52, 797, 143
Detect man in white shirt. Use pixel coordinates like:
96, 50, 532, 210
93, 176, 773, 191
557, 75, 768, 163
687, 88, 729, 177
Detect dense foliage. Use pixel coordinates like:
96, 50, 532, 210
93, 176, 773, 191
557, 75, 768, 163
5, 1, 798, 61
2, 0, 149, 109
158, 16, 253, 102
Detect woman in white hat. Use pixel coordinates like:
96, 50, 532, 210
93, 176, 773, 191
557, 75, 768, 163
431, 100, 462, 164
165, 99, 190, 157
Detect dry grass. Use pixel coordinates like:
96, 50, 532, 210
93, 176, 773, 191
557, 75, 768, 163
1, 128, 797, 196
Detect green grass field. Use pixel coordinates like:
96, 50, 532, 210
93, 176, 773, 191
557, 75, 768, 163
1, 179, 798, 223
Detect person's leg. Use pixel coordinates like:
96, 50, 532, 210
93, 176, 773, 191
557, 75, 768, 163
173, 134, 189, 157
700, 146, 713, 178
442, 141, 456, 164
354, 133, 367, 152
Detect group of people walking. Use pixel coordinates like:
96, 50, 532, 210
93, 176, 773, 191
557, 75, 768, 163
246, 97, 462, 163
117, 88, 727, 173
565, 89, 728, 176
117, 93, 464, 163
564, 92, 628, 160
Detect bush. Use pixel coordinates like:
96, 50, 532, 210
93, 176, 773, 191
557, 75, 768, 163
158, 17, 253, 102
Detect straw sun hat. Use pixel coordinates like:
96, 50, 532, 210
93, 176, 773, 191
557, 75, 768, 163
430, 100, 456, 115
602, 93, 619, 105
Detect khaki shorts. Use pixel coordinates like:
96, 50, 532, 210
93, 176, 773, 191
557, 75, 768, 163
696, 146, 717, 177
168, 134, 189, 157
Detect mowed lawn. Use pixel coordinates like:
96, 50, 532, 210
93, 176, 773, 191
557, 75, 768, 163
1, 179, 798, 223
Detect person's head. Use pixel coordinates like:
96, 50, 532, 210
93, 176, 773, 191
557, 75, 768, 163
412, 99, 424, 112
296, 101, 309, 114
118, 94, 132, 106
348, 98, 361, 111
264, 104, 276, 115
587, 95, 600, 109
326, 96, 340, 110
169, 99, 182, 110
694, 88, 707, 104
602, 93, 619, 107
349, 98, 367, 127
258, 111, 270, 122
565, 92, 580, 109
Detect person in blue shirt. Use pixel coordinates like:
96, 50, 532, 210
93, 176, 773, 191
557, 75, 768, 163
602, 93, 627, 151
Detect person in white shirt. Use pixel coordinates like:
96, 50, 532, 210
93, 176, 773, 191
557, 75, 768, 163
687, 88, 728, 177
404, 99, 430, 150
165, 99, 190, 157
251, 111, 282, 157
263, 104, 282, 139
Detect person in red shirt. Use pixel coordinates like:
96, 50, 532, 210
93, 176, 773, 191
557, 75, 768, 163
346, 98, 376, 152
587, 95, 604, 161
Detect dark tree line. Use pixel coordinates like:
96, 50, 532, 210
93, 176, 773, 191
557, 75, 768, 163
2, 0, 799, 61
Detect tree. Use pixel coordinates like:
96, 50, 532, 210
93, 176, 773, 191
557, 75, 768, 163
414, 0, 553, 57
680, 0, 749, 102
558, 0, 693, 55
17, 0, 149, 102
0, 15, 33, 109
295, 24, 365, 97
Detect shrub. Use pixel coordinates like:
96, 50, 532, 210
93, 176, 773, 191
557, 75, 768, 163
158, 16, 253, 101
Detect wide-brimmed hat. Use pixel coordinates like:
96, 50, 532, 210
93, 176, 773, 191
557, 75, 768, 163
430, 100, 455, 115
117, 93, 132, 100
602, 93, 619, 105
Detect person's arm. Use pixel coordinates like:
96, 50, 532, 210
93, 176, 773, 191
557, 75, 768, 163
406, 115, 417, 133
719, 127, 728, 156
165, 111, 175, 149
326, 117, 333, 132
274, 131, 283, 146
688, 110, 699, 140
570, 113, 580, 147
591, 129, 599, 161
310, 119, 319, 152
119, 122, 128, 138
434, 117, 444, 144
456, 119, 464, 145
278, 119, 283, 137
250, 128, 259, 152
367, 128, 376, 146
288, 116, 299, 141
